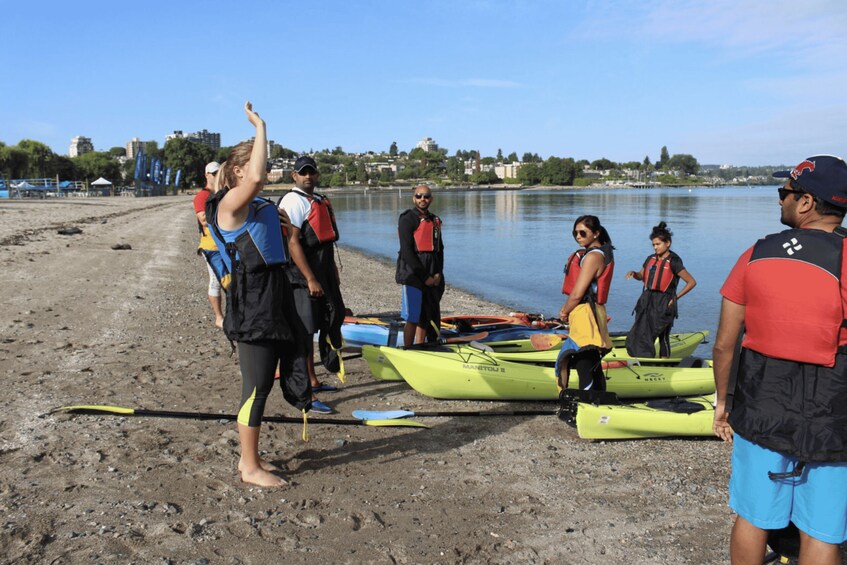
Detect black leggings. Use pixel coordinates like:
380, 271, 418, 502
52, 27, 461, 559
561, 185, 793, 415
236, 340, 287, 427
569, 349, 606, 392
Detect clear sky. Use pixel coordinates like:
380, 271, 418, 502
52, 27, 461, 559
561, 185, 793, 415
3, 0, 845, 166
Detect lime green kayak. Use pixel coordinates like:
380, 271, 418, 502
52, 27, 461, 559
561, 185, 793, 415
574, 396, 715, 439
372, 343, 715, 400
362, 330, 710, 383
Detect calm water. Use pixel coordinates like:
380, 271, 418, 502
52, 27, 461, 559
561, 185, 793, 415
330, 186, 787, 354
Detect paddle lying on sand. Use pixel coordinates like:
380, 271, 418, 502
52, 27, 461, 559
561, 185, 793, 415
49, 405, 429, 428
352, 408, 557, 420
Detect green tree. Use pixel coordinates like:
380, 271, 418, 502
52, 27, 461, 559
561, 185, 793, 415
52, 156, 77, 181
496, 148, 503, 161
0, 145, 30, 178
506, 152, 518, 163
657, 146, 670, 169
389, 141, 398, 157
517, 162, 542, 185
73, 151, 122, 185
667, 153, 700, 176
470, 170, 499, 184
163, 138, 214, 187
541, 157, 576, 185
109, 147, 127, 157
17, 140, 55, 178
522, 152, 542, 163
143, 141, 162, 160
590, 157, 616, 170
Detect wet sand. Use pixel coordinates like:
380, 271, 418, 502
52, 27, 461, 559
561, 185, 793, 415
0, 195, 742, 563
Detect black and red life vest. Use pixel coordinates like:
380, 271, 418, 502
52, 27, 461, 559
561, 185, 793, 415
290, 189, 339, 248
742, 227, 847, 367
643, 255, 675, 293
561, 245, 614, 305
413, 213, 441, 252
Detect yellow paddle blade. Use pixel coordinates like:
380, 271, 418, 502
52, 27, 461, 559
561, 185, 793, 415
364, 419, 429, 428
50, 405, 135, 415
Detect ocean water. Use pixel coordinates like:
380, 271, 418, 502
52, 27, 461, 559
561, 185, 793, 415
329, 186, 785, 354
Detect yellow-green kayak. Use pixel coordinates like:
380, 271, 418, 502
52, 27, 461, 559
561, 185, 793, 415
574, 395, 716, 439
371, 343, 715, 400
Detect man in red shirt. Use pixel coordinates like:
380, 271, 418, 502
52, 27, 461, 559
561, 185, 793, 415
713, 155, 847, 564
193, 161, 224, 328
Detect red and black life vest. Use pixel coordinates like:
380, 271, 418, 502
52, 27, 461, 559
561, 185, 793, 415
643, 255, 674, 293
414, 214, 441, 252
292, 189, 339, 248
742, 227, 847, 367
561, 245, 614, 305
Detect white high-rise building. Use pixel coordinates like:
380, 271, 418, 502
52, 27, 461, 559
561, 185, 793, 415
69, 136, 94, 157
416, 137, 439, 153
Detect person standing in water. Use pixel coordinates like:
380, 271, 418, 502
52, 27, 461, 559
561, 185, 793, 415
624, 221, 696, 358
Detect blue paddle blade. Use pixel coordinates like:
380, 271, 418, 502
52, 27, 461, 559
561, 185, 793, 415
352, 409, 415, 420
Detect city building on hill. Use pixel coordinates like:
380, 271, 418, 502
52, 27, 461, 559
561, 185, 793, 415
164, 129, 221, 151
69, 136, 94, 157
416, 137, 439, 152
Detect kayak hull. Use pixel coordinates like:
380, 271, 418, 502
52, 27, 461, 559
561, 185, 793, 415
362, 331, 710, 383
575, 396, 716, 439
374, 345, 715, 400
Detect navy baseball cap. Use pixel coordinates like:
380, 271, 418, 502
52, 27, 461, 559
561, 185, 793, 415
293, 156, 318, 173
773, 155, 847, 208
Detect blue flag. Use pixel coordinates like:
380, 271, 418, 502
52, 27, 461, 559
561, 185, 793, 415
133, 150, 144, 180
174, 169, 182, 188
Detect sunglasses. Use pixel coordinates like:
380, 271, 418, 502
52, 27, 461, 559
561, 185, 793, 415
778, 180, 807, 201
572, 229, 589, 238
415, 193, 432, 199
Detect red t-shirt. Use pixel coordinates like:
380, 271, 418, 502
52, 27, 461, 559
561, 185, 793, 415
193, 187, 212, 214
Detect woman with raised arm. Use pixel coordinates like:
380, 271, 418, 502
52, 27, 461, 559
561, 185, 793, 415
206, 102, 309, 487
624, 221, 697, 358
555, 215, 615, 393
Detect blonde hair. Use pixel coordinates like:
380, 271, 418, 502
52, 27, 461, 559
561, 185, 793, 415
224, 141, 253, 189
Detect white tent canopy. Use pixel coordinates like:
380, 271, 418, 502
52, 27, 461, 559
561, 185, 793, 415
91, 177, 112, 186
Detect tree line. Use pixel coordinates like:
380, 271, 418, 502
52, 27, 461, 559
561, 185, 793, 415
1, 136, 704, 190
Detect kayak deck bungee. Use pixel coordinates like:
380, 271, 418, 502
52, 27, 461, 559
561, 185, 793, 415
372, 344, 715, 400
571, 395, 716, 440
361, 331, 710, 383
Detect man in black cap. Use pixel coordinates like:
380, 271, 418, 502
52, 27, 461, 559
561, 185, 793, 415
277, 156, 345, 414
713, 155, 847, 564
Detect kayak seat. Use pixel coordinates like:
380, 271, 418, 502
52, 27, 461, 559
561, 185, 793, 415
645, 397, 707, 414
678, 356, 704, 368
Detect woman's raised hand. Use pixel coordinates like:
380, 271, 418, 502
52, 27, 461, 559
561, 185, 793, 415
244, 101, 265, 127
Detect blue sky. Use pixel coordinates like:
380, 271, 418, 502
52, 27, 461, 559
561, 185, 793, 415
3, 0, 846, 165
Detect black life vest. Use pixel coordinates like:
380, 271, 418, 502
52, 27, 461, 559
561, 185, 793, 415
561, 244, 614, 305
643, 255, 674, 293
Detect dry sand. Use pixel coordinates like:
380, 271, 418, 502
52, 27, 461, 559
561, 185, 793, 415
1, 195, 741, 564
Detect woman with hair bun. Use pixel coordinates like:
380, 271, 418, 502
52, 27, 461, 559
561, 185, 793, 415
625, 221, 697, 358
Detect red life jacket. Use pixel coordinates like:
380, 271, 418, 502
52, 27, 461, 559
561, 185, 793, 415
561, 246, 614, 305
414, 214, 441, 252
643, 255, 675, 293
290, 190, 339, 247
743, 228, 847, 367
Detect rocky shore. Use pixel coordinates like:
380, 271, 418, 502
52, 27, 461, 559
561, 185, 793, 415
1, 195, 743, 563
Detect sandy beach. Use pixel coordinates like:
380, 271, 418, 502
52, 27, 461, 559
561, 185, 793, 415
2, 194, 742, 564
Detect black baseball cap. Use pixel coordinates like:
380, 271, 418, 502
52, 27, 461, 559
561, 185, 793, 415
294, 156, 318, 173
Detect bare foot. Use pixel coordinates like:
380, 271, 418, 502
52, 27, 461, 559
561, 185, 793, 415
239, 466, 289, 488
215, 317, 224, 329
239, 458, 280, 473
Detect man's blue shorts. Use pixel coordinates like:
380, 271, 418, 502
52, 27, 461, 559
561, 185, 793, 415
729, 433, 847, 544
401, 285, 423, 324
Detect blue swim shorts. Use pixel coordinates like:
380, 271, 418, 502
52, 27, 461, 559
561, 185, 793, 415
729, 433, 847, 544
401, 285, 423, 324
